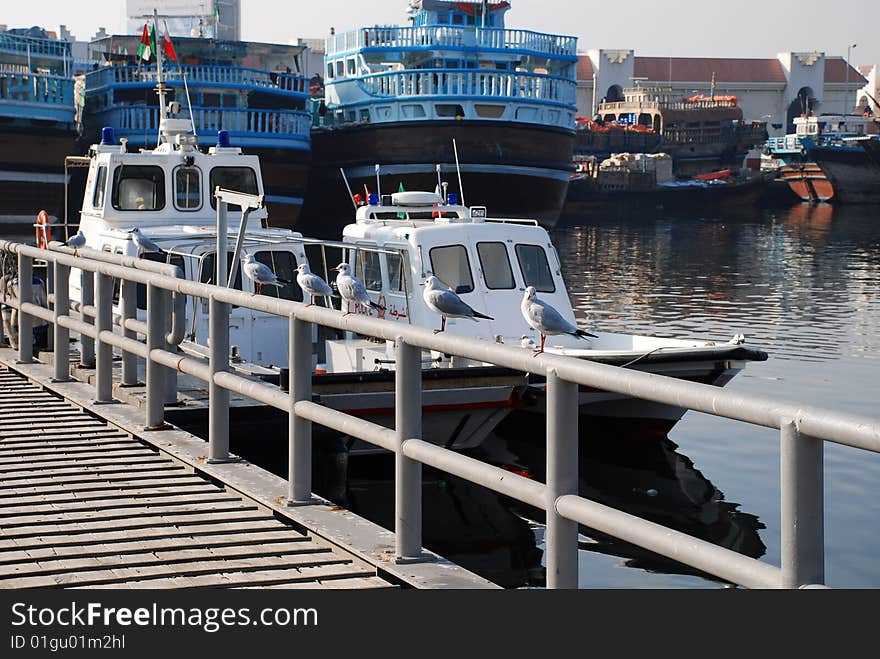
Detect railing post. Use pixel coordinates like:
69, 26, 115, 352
94, 272, 114, 403
52, 260, 70, 382
45, 260, 54, 352
163, 290, 177, 404
780, 419, 825, 588
79, 270, 95, 368
144, 283, 166, 430
119, 278, 138, 386
16, 252, 33, 364
208, 296, 231, 463
395, 338, 423, 561
288, 313, 313, 504
545, 368, 579, 589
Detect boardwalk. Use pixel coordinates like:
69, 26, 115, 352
0, 367, 394, 589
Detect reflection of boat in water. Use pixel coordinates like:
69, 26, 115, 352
477, 430, 767, 583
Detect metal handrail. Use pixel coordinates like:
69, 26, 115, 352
3, 234, 878, 589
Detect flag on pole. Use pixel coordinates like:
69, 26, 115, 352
136, 24, 151, 61
163, 27, 177, 61
213, 1, 221, 24
150, 23, 157, 59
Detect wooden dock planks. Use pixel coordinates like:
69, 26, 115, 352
0, 367, 395, 590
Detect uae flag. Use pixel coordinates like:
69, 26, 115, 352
136, 24, 152, 61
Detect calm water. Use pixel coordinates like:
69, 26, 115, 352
6, 202, 878, 588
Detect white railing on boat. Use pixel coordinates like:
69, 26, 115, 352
87, 64, 309, 95
326, 26, 577, 58
4, 231, 880, 589
349, 69, 577, 106
103, 106, 312, 140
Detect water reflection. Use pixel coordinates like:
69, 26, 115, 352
553, 205, 880, 363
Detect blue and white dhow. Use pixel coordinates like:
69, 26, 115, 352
0, 26, 76, 225
80, 25, 312, 229
301, 0, 578, 233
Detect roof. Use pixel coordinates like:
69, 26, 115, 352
634, 57, 788, 83
577, 56, 594, 80
824, 58, 867, 84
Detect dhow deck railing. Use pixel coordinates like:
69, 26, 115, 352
2, 232, 878, 590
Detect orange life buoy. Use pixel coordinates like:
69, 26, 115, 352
35, 210, 52, 249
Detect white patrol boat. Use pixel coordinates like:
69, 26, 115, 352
326, 188, 768, 436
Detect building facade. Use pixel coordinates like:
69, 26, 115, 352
577, 50, 867, 136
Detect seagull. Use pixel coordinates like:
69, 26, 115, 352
521, 286, 597, 355
334, 263, 383, 315
66, 229, 86, 257
296, 263, 335, 307
128, 227, 164, 256
243, 253, 289, 295
422, 275, 493, 334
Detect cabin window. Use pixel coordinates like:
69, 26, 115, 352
92, 165, 108, 208
355, 250, 383, 292
174, 166, 201, 211
326, 63, 334, 80
515, 244, 555, 293
452, 14, 463, 25
346, 58, 356, 75
436, 104, 465, 118
254, 250, 303, 301
475, 104, 505, 118
401, 104, 426, 119
386, 253, 405, 293
335, 61, 344, 78
209, 167, 259, 210
111, 165, 165, 211
198, 252, 244, 290
477, 242, 515, 290
429, 245, 474, 294
135, 252, 179, 311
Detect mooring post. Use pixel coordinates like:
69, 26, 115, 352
781, 419, 825, 588
119, 278, 138, 386
52, 260, 70, 382
288, 314, 313, 504
94, 272, 114, 403
395, 338, 423, 561
545, 369, 579, 589
79, 270, 95, 368
16, 252, 33, 364
145, 283, 166, 430
208, 296, 231, 462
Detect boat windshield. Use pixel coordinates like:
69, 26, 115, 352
430, 244, 474, 293
209, 167, 259, 210
112, 166, 165, 211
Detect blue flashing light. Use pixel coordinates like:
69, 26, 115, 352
368, 193, 379, 206
100, 127, 116, 145
217, 130, 231, 148
446, 193, 459, 205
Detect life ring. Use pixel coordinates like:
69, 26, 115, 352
35, 210, 52, 249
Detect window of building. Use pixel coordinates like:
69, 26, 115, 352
92, 165, 107, 208
515, 244, 555, 292
477, 242, 515, 289
209, 167, 259, 210
429, 245, 474, 293
112, 165, 165, 211
174, 166, 201, 211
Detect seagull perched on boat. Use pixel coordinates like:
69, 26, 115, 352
521, 286, 597, 355
422, 275, 493, 334
128, 227, 164, 256
243, 253, 289, 295
334, 263, 383, 315
66, 230, 86, 257
296, 263, 335, 307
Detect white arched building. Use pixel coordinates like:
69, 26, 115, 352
576, 50, 867, 137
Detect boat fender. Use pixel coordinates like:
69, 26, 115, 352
35, 210, 52, 249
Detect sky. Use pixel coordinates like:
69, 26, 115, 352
3, 1, 878, 67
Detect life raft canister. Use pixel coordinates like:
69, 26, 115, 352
35, 210, 52, 249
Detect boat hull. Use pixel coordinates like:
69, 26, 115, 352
300, 120, 574, 237
806, 139, 880, 204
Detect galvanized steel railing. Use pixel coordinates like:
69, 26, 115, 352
86, 65, 309, 96
3, 238, 879, 589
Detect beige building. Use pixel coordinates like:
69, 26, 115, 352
576, 50, 867, 136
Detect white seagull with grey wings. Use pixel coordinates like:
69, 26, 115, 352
334, 262, 383, 315
128, 227, 164, 255
422, 275, 493, 333
243, 253, 289, 295
296, 263, 335, 307
66, 229, 86, 257
521, 285, 597, 354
